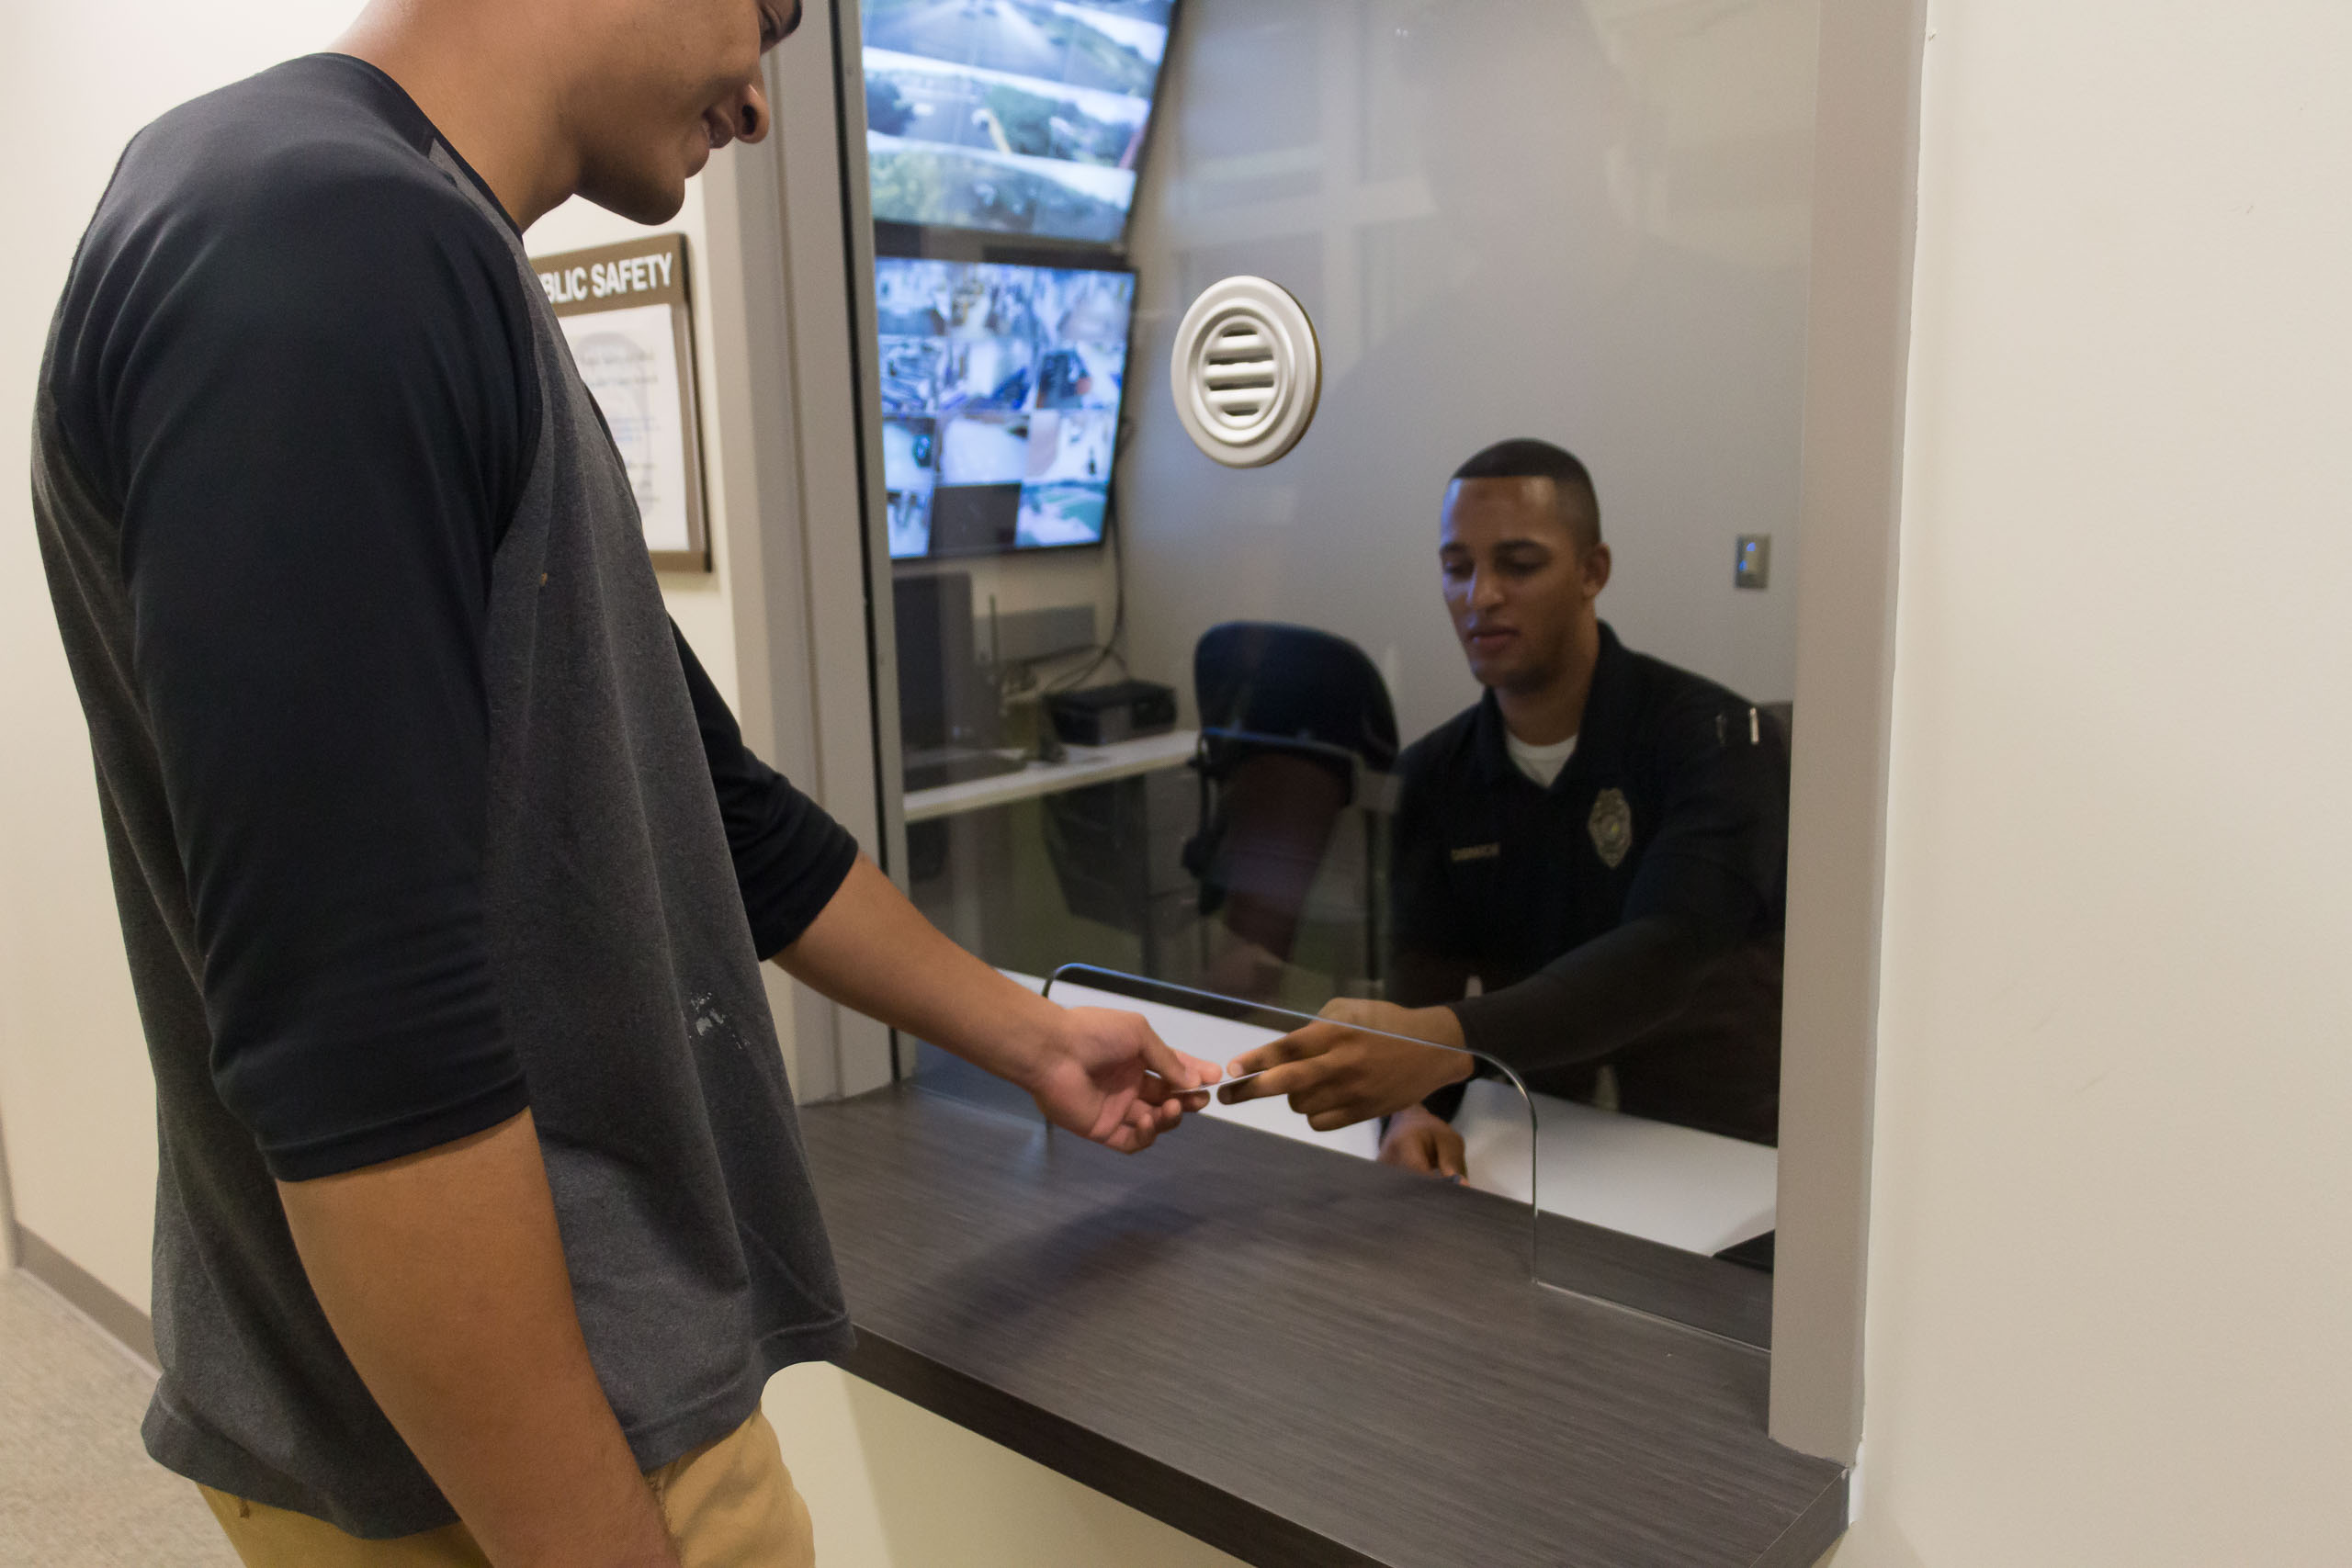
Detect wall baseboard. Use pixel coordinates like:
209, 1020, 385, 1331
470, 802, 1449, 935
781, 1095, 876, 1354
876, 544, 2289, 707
14, 1225, 158, 1372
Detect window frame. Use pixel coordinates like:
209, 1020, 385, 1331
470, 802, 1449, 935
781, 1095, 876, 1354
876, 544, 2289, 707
714, 0, 1928, 1466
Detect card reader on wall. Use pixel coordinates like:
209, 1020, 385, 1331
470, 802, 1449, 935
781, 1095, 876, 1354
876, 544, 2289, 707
1046, 681, 1179, 747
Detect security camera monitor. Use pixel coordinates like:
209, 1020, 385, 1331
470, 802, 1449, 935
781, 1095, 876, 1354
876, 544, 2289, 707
860, 0, 1176, 243
876, 248, 1136, 560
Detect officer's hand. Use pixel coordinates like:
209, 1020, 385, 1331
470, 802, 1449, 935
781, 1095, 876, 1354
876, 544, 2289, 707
1218, 998, 1474, 1131
1377, 1105, 1468, 1182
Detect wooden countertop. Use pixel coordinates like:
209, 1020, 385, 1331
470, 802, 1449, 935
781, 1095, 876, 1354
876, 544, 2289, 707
798, 1085, 1846, 1568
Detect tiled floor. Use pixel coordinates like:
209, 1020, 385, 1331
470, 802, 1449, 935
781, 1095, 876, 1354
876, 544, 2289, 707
0, 1269, 238, 1566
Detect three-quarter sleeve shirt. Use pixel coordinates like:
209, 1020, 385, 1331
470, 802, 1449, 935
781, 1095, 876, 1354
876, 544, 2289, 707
35, 53, 857, 1536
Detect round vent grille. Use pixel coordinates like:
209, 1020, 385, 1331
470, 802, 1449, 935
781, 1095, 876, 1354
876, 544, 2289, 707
1170, 276, 1321, 468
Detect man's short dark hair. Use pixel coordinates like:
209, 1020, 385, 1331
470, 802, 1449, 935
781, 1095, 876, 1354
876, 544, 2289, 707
1449, 438, 1601, 554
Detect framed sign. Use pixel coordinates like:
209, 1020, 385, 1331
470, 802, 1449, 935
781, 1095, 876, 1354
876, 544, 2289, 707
531, 233, 711, 571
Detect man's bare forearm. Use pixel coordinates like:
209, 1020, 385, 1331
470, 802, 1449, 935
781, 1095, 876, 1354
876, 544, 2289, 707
775, 855, 1062, 1087
277, 1112, 678, 1568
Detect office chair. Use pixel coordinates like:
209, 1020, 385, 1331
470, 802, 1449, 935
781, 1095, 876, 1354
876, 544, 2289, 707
1182, 622, 1399, 997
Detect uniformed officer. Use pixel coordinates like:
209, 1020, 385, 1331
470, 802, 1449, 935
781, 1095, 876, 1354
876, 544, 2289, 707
1216, 439, 1786, 1168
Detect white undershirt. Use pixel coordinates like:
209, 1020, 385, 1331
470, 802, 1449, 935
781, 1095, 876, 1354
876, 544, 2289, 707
1504, 728, 1578, 788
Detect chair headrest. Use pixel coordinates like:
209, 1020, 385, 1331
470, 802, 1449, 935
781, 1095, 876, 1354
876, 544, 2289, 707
1193, 621, 1399, 770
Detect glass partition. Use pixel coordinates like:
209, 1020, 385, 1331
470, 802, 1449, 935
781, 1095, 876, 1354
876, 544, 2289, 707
910, 963, 1545, 1283
905, 964, 1771, 1338
861, 0, 1815, 1270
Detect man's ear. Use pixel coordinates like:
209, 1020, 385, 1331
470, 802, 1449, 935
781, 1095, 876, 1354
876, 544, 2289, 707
1581, 541, 1613, 600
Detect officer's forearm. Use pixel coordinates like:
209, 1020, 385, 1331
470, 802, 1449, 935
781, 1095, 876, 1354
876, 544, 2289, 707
1444, 914, 1732, 1077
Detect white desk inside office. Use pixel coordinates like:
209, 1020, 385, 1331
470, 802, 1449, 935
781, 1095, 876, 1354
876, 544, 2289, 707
1032, 976, 1778, 1258
901, 729, 1201, 824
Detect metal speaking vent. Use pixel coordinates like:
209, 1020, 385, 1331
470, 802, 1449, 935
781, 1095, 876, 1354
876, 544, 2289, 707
1170, 276, 1321, 468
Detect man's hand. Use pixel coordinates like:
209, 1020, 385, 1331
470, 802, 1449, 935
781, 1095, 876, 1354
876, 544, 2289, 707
1218, 998, 1476, 1131
1017, 1005, 1223, 1153
1378, 1104, 1468, 1181
775, 858, 1220, 1153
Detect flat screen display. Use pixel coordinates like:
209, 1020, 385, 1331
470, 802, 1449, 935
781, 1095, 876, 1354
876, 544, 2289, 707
860, 0, 1175, 243
876, 253, 1136, 559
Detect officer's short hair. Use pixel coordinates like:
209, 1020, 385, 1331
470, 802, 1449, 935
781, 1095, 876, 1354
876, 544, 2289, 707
1449, 439, 1601, 555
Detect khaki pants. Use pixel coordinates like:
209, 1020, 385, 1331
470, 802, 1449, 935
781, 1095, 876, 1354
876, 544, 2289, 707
199, 1411, 816, 1568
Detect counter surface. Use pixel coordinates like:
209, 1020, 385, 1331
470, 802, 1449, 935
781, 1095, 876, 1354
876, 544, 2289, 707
798, 1085, 1845, 1568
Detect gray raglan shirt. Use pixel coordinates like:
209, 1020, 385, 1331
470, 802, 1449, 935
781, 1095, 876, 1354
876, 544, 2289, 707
31, 53, 858, 1536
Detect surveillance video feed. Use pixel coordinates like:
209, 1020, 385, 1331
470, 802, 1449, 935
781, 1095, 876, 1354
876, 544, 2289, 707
861, 0, 1174, 243
876, 254, 1136, 558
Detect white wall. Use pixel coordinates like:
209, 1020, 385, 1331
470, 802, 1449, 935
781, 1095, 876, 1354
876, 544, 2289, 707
1829, 4, 2352, 1563
0, 0, 344, 1313
0, 0, 742, 1307
1119, 0, 1820, 738
764, 1363, 1245, 1568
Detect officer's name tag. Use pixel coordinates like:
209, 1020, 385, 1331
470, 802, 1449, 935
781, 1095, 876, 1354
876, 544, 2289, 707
1450, 842, 1502, 863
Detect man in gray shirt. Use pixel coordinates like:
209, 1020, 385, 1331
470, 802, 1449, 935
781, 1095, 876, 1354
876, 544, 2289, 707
32, 2, 1216, 1563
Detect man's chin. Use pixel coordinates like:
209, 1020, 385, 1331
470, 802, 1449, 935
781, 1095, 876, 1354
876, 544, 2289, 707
1464, 654, 1513, 688
580, 167, 689, 226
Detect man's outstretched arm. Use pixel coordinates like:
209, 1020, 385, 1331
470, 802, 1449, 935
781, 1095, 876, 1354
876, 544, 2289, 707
277, 1113, 678, 1568
775, 857, 1220, 1149
666, 627, 1218, 1140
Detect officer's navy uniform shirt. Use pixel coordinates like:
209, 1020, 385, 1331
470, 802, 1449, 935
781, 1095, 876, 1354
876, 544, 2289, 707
33, 55, 859, 1534
1391, 624, 1787, 1144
